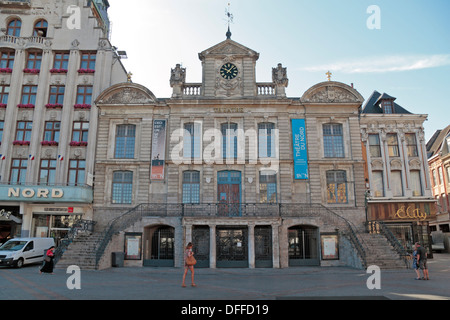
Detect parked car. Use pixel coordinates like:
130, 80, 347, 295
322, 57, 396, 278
0, 237, 55, 268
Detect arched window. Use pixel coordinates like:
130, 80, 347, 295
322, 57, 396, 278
7, 19, 21, 37
112, 171, 133, 204
33, 19, 48, 37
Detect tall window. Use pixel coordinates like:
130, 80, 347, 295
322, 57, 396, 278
259, 171, 277, 203
10, 159, 27, 184
16, 121, 32, 141
21, 85, 37, 105
221, 123, 238, 159
26, 51, 42, 70
0, 51, 15, 69
405, 133, 418, 157
368, 134, 381, 157
182, 171, 200, 204
43, 121, 60, 142
391, 171, 403, 196
76, 85, 93, 105
115, 124, 136, 159
68, 159, 86, 186
80, 52, 96, 70
7, 19, 21, 37
410, 171, 422, 196
326, 170, 347, 204
33, 19, 48, 37
386, 133, 399, 157
432, 169, 438, 186
112, 171, 133, 204
72, 121, 89, 142
323, 124, 344, 158
183, 122, 201, 159
0, 85, 9, 104
39, 159, 57, 185
53, 52, 69, 70
372, 171, 384, 197
48, 85, 65, 105
258, 122, 275, 158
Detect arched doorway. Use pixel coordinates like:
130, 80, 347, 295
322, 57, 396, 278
288, 225, 319, 266
143, 225, 175, 267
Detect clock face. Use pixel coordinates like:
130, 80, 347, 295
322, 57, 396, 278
220, 63, 238, 80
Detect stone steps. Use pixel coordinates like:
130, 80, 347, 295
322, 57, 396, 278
357, 233, 407, 269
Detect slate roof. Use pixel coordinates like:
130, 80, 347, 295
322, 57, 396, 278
361, 90, 412, 114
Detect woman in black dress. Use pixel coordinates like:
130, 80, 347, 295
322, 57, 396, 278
40, 246, 55, 274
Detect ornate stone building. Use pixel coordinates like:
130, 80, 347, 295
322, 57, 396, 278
0, 0, 127, 244
92, 36, 369, 269
360, 91, 435, 252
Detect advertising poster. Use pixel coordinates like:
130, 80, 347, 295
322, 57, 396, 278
291, 119, 309, 180
150, 119, 167, 180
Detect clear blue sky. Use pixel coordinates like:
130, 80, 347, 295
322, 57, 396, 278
108, 0, 450, 141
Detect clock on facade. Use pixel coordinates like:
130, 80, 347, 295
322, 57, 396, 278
220, 63, 238, 80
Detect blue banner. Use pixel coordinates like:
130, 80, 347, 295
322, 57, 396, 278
292, 119, 309, 180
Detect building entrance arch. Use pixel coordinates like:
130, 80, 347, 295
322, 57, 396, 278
143, 225, 175, 267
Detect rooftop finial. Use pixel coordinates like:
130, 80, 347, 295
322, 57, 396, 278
225, 3, 233, 39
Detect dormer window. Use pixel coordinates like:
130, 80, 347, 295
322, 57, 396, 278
382, 101, 393, 114
33, 19, 48, 37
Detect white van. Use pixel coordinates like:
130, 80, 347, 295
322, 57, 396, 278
0, 238, 55, 268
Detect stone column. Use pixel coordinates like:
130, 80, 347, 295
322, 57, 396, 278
248, 223, 255, 268
209, 224, 216, 268
272, 222, 280, 268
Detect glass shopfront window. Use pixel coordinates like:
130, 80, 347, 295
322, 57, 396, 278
32, 213, 82, 245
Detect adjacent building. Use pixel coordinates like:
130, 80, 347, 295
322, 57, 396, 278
0, 0, 127, 244
427, 125, 450, 232
360, 91, 435, 252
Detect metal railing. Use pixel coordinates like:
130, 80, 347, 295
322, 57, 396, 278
366, 221, 411, 269
53, 219, 96, 264
93, 202, 368, 269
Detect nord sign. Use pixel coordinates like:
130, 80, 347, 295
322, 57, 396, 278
8, 187, 64, 199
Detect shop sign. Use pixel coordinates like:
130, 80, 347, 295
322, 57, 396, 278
8, 187, 63, 199
395, 205, 427, 221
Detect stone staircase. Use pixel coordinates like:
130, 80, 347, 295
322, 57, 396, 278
55, 232, 104, 270
358, 232, 408, 269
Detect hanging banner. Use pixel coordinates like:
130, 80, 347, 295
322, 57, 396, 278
151, 119, 167, 180
291, 119, 309, 180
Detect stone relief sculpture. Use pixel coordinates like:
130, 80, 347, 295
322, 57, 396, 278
170, 64, 186, 87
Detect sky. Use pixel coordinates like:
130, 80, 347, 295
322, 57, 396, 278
107, 0, 450, 142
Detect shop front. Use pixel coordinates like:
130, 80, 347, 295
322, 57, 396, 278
367, 200, 436, 255
0, 206, 21, 243
0, 185, 93, 244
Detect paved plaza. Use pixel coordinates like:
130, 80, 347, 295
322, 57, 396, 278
0, 254, 449, 301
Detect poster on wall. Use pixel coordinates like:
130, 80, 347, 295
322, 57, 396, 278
321, 233, 339, 260
291, 119, 309, 180
124, 233, 142, 260
150, 119, 167, 180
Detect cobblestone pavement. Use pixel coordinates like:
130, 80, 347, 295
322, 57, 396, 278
0, 254, 449, 301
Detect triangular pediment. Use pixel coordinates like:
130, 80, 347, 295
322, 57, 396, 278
199, 39, 259, 61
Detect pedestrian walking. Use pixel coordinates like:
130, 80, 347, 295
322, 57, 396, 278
182, 242, 196, 287
415, 242, 429, 280
411, 244, 421, 280
40, 246, 55, 274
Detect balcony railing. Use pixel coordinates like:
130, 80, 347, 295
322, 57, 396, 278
0, 0, 31, 7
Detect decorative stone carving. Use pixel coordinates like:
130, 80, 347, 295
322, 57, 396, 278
409, 159, 421, 170
272, 63, 288, 86
170, 64, 186, 87
99, 87, 155, 104
302, 82, 364, 104
371, 159, 384, 171
390, 159, 402, 170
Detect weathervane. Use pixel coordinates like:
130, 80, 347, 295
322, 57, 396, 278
225, 3, 233, 39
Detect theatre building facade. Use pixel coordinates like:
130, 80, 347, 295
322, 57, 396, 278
91, 37, 370, 269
